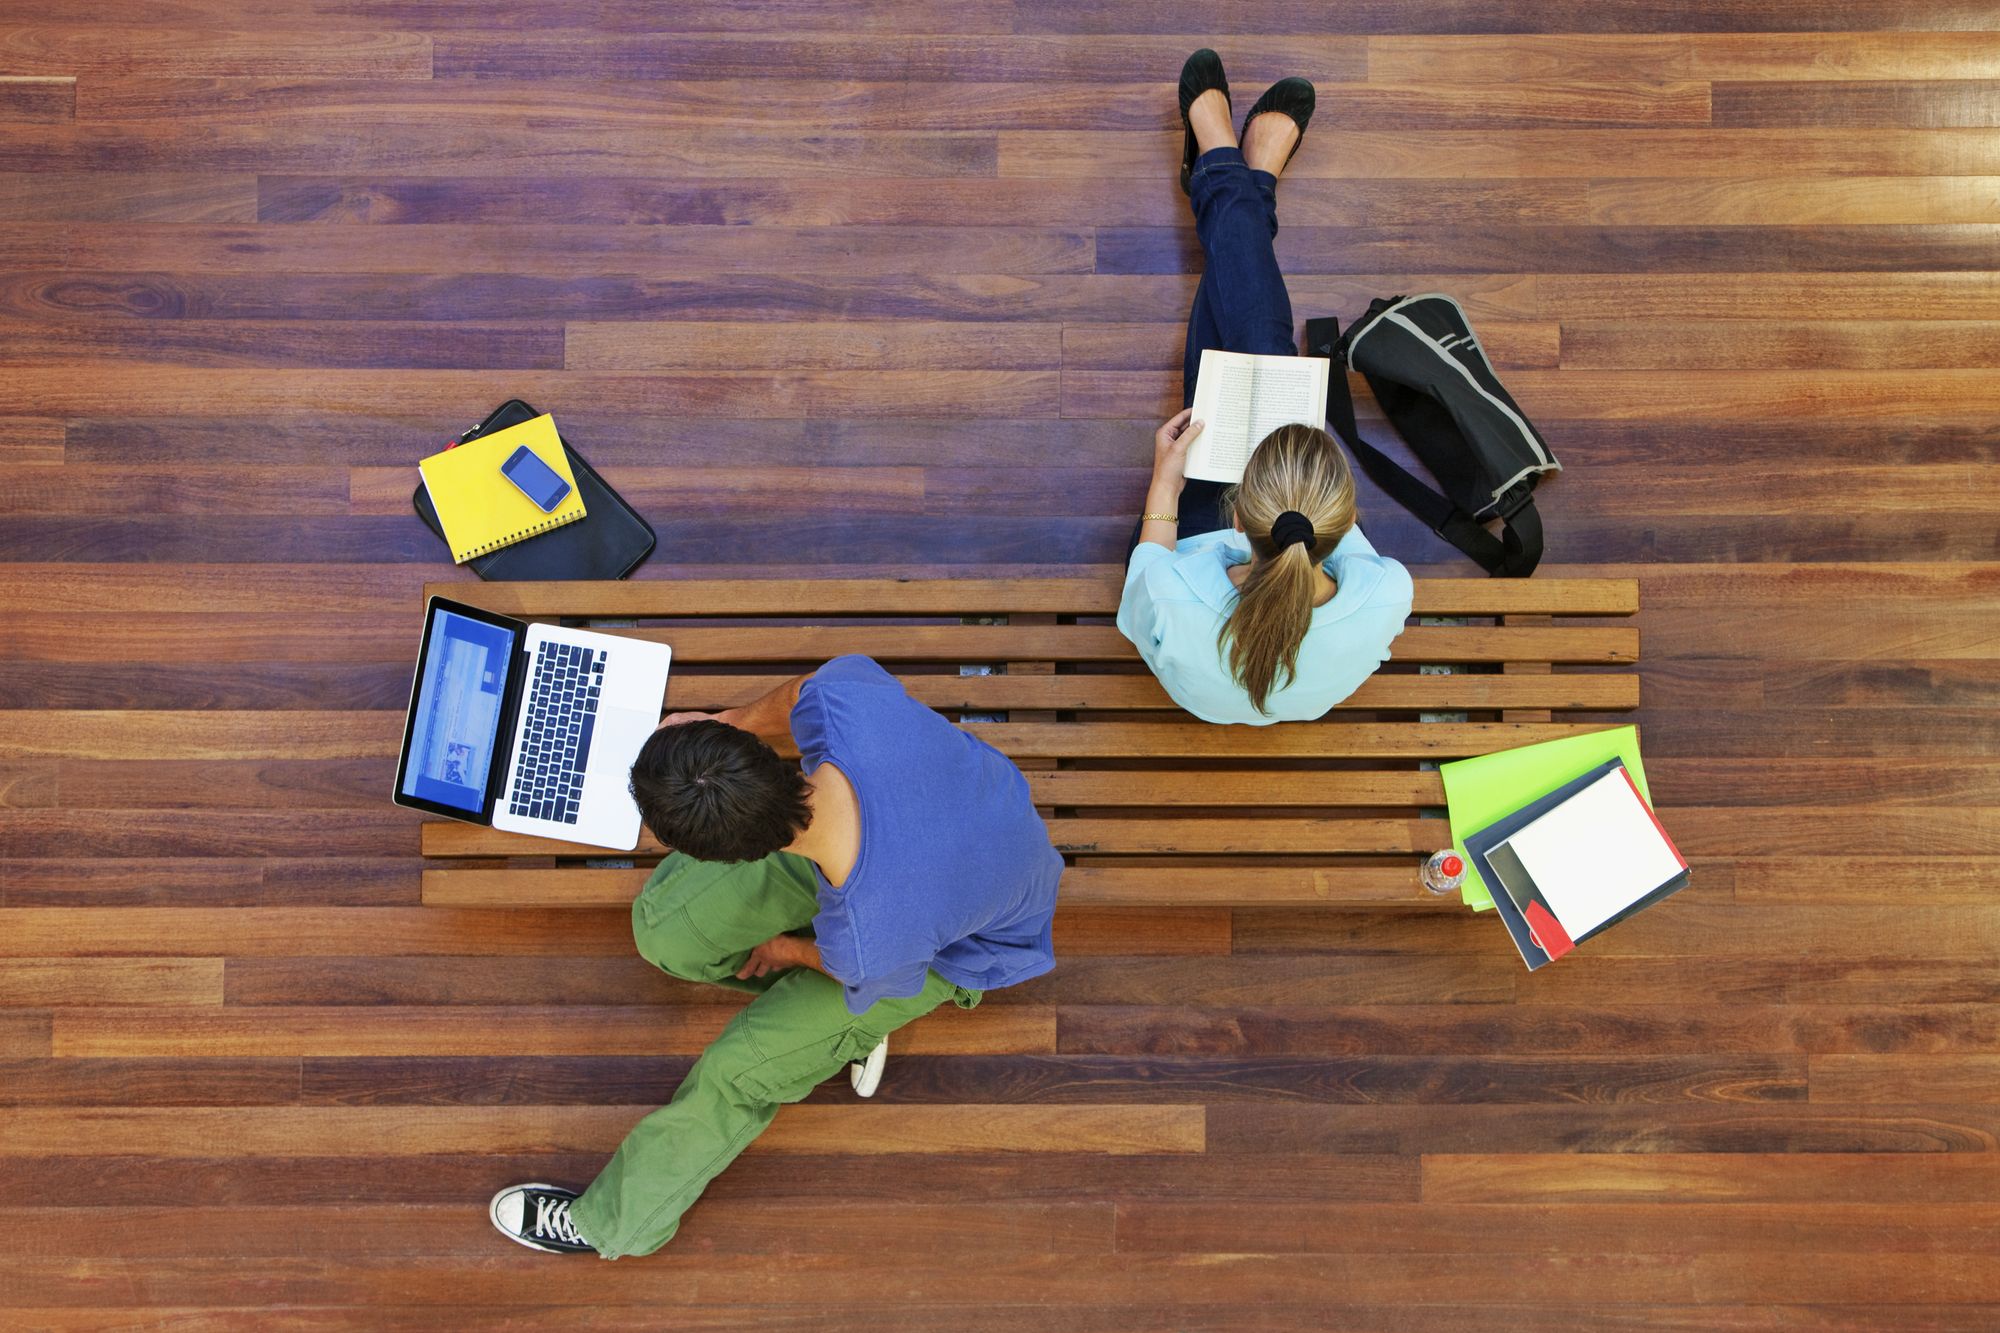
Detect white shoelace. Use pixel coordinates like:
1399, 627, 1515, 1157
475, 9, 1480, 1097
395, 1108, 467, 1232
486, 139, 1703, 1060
533, 1194, 584, 1246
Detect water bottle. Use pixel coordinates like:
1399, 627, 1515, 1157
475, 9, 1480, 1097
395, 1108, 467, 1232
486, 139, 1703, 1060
1421, 850, 1466, 895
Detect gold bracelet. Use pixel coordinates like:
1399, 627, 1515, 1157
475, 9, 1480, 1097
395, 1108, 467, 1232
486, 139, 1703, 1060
1140, 512, 1178, 524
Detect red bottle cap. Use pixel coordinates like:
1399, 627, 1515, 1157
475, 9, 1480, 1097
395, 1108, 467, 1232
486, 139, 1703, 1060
1441, 855, 1463, 877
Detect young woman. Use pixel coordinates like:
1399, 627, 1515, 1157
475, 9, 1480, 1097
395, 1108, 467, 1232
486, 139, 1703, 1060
1117, 50, 1414, 726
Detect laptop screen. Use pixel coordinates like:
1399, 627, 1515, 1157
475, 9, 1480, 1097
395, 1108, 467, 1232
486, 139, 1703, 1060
399, 606, 519, 813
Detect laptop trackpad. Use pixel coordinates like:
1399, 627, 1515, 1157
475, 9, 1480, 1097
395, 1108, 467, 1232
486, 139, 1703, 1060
592, 708, 659, 793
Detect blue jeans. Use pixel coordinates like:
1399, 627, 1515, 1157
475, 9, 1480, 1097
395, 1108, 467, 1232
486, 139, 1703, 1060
1131, 147, 1295, 553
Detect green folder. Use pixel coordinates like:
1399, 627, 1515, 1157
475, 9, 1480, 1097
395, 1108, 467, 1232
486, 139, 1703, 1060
1438, 725, 1651, 912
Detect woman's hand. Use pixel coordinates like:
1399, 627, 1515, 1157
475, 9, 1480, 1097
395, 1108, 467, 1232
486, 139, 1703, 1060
1151, 408, 1206, 487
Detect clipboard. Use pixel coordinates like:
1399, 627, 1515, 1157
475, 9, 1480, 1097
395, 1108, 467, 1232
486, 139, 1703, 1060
1464, 758, 1691, 971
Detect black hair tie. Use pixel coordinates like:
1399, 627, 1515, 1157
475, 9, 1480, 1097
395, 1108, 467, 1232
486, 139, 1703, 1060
1270, 510, 1316, 552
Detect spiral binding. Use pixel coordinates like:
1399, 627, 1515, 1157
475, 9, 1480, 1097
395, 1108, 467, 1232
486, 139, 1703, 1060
461, 508, 582, 560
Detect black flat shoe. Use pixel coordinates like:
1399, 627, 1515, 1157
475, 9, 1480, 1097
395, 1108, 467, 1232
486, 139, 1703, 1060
1178, 48, 1230, 196
1241, 77, 1315, 178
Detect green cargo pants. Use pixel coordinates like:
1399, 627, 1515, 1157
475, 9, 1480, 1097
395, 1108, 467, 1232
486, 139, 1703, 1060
568, 850, 981, 1259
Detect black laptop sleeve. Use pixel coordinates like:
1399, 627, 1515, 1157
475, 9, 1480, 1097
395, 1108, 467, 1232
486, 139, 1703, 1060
412, 399, 656, 581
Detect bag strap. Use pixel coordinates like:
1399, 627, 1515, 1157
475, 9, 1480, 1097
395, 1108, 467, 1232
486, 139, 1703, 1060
1305, 316, 1543, 578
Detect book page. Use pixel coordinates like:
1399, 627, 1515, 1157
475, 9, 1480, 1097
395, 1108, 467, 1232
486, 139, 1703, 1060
1498, 770, 1687, 939
1185, 350, 1330, 483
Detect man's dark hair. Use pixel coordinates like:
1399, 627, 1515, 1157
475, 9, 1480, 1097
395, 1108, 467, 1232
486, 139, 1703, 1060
628, 720, 812, 863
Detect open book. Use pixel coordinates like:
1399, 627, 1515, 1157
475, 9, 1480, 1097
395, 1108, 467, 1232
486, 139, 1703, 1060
1185, 349, 1331, 484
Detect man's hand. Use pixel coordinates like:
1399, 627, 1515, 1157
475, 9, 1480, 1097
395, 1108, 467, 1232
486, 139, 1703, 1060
657, 710, 717, 730
736, 934, 805, 980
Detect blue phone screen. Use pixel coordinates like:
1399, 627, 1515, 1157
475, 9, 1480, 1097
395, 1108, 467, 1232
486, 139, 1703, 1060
501, 445, 570, 511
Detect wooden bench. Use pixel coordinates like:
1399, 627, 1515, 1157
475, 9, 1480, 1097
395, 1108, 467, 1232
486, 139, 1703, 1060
418, 573, 1639, 910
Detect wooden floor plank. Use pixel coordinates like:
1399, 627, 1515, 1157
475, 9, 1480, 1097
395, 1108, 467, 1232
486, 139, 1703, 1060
998, 128, 2000, 180
1561, 320, 2000, 370
429, 33, 1369, 82
1098, 223, 2000, 275
1809, 1055, 2000, 1104
49, 1004, 1056, 1058
0, 960, 222, 1007
32, 223, 1098, 277
1059, 1002, 2000, 1056
1583, 174, 2000, 225
0, 27, 433, 77
0, 368, 1063, 420
1114, 1200, 2000, 1254
1212, 1102, 2000, 1155
0, 906, 1228, 959
8, 1200, 1116, 1260
1421, 1153, 2000, 1205
1713, 79, 2000, 128
0, 322, 566, 370
0, 171, 256, 223
253, 173, 1591, 228
0, 1104, 1206, 1157
1366, 33, 2000, 83
565, 320, 1063, 371
0, 76, 74, 122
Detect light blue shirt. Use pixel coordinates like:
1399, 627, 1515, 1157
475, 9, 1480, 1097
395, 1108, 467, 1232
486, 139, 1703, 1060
1117, 526, 1414, 725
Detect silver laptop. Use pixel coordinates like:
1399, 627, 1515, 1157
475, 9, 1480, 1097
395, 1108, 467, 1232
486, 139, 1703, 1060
393, 596, 672, 850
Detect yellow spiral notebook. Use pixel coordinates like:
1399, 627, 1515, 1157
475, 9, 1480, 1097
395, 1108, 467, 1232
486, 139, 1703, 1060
417, 414, 588, 563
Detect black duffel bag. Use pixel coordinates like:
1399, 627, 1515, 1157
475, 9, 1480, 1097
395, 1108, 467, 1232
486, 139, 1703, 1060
1305, 294, 1560, 577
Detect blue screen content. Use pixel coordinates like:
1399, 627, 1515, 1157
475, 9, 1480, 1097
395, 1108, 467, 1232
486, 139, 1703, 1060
401, 610, 517, 813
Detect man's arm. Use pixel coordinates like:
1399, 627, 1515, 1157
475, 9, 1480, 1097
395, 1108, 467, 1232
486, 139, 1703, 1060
660, 673, 808, 744
735, 932, 828, 981
717, 674, 807, 744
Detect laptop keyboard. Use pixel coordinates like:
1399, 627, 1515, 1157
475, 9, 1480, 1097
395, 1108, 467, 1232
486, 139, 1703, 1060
506, 642, 607, 825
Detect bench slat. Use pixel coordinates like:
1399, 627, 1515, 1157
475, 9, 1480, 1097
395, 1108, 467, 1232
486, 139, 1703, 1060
969, 720, 1617, 759
424, 808, 1447, 859
423, 864, 1440, 909
1027, 770, 1445, 807
429, 575, 1638, 619
663, 671, 1639, 714
1050, 817, 1442, 854
596, 624, 1638, 665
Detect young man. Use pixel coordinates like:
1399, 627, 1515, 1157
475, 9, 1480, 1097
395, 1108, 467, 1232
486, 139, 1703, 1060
489, 654, 1063, 1258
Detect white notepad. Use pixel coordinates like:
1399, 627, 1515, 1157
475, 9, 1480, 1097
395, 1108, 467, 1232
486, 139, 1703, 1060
1498, 768, 1686, 939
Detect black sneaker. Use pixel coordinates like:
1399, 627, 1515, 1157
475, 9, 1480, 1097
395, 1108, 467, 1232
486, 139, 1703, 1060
489, 1183, 596, 1255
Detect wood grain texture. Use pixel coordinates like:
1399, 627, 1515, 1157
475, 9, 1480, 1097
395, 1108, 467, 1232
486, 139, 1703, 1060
1712, 79, 2000, 128
5, 3, 1996, 1325
0, 1104, 1204, 1157
0, 76, 74, 122
0, 28, 433, 77
49, 1004, 1057, 1058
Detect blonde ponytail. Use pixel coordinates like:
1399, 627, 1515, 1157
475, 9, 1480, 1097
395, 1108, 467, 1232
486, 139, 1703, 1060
1219, 423, 1358, 714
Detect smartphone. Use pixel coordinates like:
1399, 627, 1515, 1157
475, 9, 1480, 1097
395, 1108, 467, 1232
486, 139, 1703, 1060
500, 445, 571, 512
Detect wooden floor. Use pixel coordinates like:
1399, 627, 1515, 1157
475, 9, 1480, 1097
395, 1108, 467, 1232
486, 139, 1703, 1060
4, 3, 2000, 1327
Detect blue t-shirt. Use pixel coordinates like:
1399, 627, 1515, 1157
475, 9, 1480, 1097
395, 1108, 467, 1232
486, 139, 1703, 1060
1117, 525, 1414, 725
791, 655, 1062, 1014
